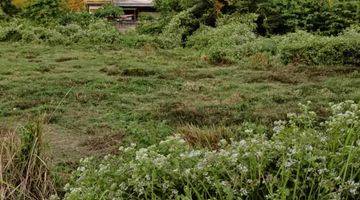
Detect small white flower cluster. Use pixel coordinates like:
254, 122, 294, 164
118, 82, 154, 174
273, 120, 286, 134
63, 101, 360, 200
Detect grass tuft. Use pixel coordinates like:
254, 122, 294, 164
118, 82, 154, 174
178, 124, 233, 149
0, 122, 56, 200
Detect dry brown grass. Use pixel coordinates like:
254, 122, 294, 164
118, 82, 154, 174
0, 123, 56, 200
177, 124, 233, 149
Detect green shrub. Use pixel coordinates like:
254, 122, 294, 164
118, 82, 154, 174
0, 0, 19, 16
63, 101, 360, 199
58, 12, 96, 27
234, 28, 360, 66
187, 14, 257, 62
0, 18, 155, 48
187, 14, 257, 50
0, 26, 22, 42
277, 31, 360, 66
230, 0, 360, 35
207, 46, 228, 64
22, 0, 64, 23
137, 14, 170, 35
155, 0, 360, 36
94, 4, 124, 19
158, 7, 198, 48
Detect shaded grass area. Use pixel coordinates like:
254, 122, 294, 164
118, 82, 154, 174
0, 42, 359, 163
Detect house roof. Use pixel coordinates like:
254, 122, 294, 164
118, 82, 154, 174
114, 0, 154, 7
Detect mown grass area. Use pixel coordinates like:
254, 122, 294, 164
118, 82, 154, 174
0, 42, 359, 162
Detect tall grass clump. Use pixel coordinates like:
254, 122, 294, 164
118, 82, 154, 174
0, 122, 56, 200
63, 101, 360, 199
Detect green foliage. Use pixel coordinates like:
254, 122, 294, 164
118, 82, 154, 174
277, 30, 360, 66
235, 28, 360, 66
257, 0, 360, 35
157, 7, 197, 48
20, 0, 96, 26
207, 47, 228, 64
59, 12, 96, 27
22, 0, 64, 22
154, 0, 219, 47
94, 4, 124, 19
0, 0, 19, 16
154, 0, 199, 13
0, 18, 154, 47
187, 13, 257, 63
187, 14, 257, 49
63, 101, 360, 199
154, 0, 360, 36
137, 14, 169, 35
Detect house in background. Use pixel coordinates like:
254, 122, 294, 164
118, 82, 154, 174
85, 0, 112, 13
85, 0, 155, 20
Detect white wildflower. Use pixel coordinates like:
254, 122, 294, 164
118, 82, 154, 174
244, 129, 253, 134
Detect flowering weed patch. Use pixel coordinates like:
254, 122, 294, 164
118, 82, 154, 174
64, 101, 360, 199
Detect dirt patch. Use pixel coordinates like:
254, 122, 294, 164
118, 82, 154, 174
46, 126, 123, 163
81, 132, 124, 155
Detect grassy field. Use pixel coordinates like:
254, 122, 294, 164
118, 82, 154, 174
1, 42, 360, 164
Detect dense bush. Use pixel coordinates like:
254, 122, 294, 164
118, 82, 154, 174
153, 0, 221, 47
63, 101, 360, 199
157, 7, 198, 48
187, 14, 257, 50
0, 0, 19, 16
235, 28, 360, 66
153, 0, 360, 36
94, 4, 124, 19
22, 0, 64, 22
0, 18, 154, 47
137, 14, 170, 35
257, 0, 360, 35
277, 31, 360, 66
186, 13, 257, 63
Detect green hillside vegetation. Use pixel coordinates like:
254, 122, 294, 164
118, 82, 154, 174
0, 0, 360, 199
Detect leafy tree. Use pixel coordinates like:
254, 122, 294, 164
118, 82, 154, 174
0, 0, 19, 15
22, 0, 65, 21
154, 0, 360, 37
94, 4, 124, 19
257, 0, 360, 35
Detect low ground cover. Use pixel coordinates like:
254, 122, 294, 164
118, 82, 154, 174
1, 43, 359, 157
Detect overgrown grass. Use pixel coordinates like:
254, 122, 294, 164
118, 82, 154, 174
0, 42, 359, 159
0, 122, 56, 200
0, 36, 359, 198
